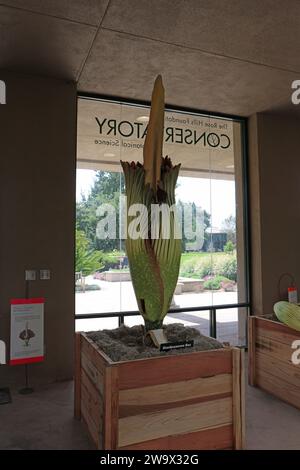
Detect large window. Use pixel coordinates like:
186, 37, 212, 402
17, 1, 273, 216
76, 97, 249, 345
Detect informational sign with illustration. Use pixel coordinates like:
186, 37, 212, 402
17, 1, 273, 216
10, 298, 44, 365
77, 98, 236, 180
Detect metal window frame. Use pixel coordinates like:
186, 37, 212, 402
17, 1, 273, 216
75, 93, 251, 342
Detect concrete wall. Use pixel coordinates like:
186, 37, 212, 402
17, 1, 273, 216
0, 71, 76, 387
249, 112, 300, 315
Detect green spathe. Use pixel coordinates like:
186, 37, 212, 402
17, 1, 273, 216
274, 301, 300, 331
121, 76, 181, 332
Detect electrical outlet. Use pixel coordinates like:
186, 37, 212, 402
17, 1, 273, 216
40, 269, 50, 280
25, 270, 36, 281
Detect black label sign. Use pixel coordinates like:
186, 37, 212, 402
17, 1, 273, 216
160, 340, 194, 352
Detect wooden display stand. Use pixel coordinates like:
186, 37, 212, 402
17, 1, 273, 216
75, 332, 245, 450
248, 316, 300, 409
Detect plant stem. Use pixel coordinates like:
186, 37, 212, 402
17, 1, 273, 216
144, 319, 163, 332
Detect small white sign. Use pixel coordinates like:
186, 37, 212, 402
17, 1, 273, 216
40, 269, 50, 280
0, 340, 6, 364
10, 298, 44, 365
25, 270, 37, 281
0, 80, 6, 104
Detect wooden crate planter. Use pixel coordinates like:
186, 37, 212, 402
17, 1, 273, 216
75, 332, 245, 450
249, 316, 300, 409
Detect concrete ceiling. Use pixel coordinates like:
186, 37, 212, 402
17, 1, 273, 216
1, 0, 300, 116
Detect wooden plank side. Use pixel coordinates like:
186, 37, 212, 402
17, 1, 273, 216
119, 392, 232, 418
104, 366, 119, 450
232, 348, 245, 450
240, 348, 246, 450
81, 334, 110, 374
118, 349, 232, 390
80, 367, 104, 449
81, 350, 105, 396
256, 326, 300, 348
81, 368, 103, 431
110, 367, 119, 450
74, 333, 81, 419
256, 366, 300, 410
118, 425, 233, 450
248, 316, 256, 386
255, 317, 300, 344
256, 331, 296, 363
119, 373, 232, 417
81, 370, 103, 448
256, 351, 300, 388
81, 408, 101, 449
118, 396, 232, 447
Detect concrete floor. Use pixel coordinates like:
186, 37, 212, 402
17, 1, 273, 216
1, 378, 300, 450
0, 381, 92, 450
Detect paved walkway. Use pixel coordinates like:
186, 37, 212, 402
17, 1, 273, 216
76, 277, 243, 345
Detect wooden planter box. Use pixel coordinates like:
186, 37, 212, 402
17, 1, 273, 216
249, 316, 300, 409
75, 332, 245, 450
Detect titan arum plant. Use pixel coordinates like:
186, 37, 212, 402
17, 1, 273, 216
274, 301, 300, 331
121, 75, 181, 341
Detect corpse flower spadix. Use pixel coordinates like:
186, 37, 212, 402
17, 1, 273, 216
121, 76, 181, 332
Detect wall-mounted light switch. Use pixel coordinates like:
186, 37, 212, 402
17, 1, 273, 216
40, 269, 50, 280
25, 270, 36, 281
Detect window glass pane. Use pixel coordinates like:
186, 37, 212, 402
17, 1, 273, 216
216, 307, 248, 346
75, 317, 119, 332
76, 98, 247, 335
125, 310, 211, 338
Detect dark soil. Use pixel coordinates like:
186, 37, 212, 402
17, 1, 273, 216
86, 323, 224, 362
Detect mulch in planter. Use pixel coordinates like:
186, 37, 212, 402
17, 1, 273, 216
87, 323, 223, 362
